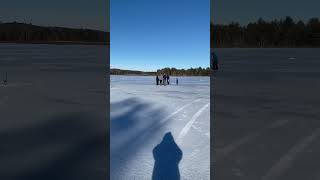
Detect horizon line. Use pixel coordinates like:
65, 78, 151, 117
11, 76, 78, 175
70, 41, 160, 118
111, 66, 210, 72
211, 16, 320, 26
0, 21, 109, 33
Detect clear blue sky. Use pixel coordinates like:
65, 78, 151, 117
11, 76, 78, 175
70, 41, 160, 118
212, 0, 320, 25
111, 0, 210, 71
0, 0, 109, 31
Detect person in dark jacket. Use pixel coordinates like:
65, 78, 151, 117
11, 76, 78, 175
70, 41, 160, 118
176, 78, 178, 85
211, 51, 219, 70
156, 75, 159, 85
167, 75, 170, 85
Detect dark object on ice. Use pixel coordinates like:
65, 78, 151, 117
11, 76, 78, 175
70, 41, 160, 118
156, 76, 159, 85
167, 75, 170, 85
3, 72, 7, 85
211, 51, 219, 70
176, 78, 178, 85
152, 132, 182, 180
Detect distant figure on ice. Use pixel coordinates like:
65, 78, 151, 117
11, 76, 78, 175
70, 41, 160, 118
176, 78, 178, 85
152, 132, 182, 180
156, 75, 159, 85
3, 72, 7, 85
211, 50, 219, 71
163, 74, 167, 86
167, 75, 170, 85
159, 75, 163, 85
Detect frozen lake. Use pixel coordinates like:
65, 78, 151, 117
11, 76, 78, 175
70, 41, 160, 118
213, 48, 320, 180
111, 75, 210, 179
0, 44, 108, 179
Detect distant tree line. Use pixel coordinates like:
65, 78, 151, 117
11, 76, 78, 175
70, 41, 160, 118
157, 67, 210, 76
0, 22, 109, 45
111, 67, 210, 76
211, 16, 320, 48
111, 69, 155, 76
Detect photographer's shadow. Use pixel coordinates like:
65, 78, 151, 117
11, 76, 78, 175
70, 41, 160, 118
152, 132, 183, 180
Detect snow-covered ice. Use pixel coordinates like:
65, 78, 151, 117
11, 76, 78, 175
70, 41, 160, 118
213, 48, 320, 180
111, 75, 210, 180
0, 44, 108, 180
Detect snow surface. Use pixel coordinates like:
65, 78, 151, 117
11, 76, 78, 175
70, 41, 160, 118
213, 48, 320, 180
0, 44, 108, 180
111, 75, 210, 180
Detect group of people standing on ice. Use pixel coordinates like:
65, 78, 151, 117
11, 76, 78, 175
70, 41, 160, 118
156, 74, 178, 85
156, 74, 170, 85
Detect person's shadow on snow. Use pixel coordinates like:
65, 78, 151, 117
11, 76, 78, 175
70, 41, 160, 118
152, 132, 182, 180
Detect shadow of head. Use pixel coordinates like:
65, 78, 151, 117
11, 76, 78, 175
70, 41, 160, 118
152, 132, 183, 180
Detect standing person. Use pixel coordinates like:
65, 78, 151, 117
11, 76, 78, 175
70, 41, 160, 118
159, 74, 163, 85
176, 78, 178, 85
163, 74, 166, 86
3, 72, 7, 85
211, 50, 219, 71
167, 75, 170, 85
156, 75, 159, 85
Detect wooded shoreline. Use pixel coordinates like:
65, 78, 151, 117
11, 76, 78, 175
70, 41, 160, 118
111, 67, 211, 76
211, 16, 320, 48
0, 41, 108, 45
0, 22, 109, 44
